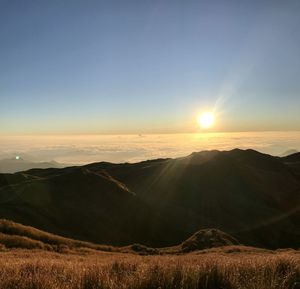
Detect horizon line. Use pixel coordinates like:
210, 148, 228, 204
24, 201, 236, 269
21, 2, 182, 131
1, 129, 300, 137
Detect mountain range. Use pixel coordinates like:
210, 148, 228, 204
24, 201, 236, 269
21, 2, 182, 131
0, 149, 299, 249
0, 157, 64, 173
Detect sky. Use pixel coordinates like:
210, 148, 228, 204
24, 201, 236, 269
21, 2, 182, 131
0, 0, 300, 134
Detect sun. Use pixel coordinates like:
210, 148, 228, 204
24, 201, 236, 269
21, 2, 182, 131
197, 112, 215, 129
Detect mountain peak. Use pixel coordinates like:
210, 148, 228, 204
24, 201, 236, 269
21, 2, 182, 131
181, 229, 239, 252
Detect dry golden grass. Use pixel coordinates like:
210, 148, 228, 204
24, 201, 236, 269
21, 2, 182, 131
0, 219, 117, 253
0, 249, 299, 289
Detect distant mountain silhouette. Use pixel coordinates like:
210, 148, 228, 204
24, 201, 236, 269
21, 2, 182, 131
0, 149, 299, 249
0, 157, 64, 173
283, 151, 300, 163
280, 149, 299, 157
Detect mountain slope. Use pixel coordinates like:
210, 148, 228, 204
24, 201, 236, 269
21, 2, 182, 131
0, 149, 299, 249
0, 219, 246, 255
84, 149, 300, 247
0, 218, 112, 251
0, 167, 157, 245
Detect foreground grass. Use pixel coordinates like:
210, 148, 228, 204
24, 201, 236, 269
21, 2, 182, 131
0, 249, 299, 289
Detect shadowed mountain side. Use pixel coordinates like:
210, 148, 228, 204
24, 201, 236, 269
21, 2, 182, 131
0, 149, 299, 248
0, 168, 161, 245
83, 149, 300, 247
283, 152, 300, 162
283, 152, 300, 177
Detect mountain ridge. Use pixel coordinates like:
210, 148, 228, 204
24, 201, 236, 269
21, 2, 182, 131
0, 149, 299, 249
0, 158, 66, 174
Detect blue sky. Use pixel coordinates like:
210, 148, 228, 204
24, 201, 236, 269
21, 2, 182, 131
1, 0, 300, 134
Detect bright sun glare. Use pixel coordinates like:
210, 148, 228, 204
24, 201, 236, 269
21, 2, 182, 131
197, 112, 215, 129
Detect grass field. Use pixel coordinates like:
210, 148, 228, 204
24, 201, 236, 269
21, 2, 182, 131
0, 249, 299, 289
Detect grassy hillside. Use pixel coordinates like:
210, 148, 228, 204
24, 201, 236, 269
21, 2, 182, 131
0, 219, 116, 252
0, 219, 248, 256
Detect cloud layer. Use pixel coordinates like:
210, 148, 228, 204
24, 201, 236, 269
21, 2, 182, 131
0, 132, 299, 165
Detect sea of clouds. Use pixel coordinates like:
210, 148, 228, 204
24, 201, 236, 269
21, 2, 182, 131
0, 131, 299, 165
